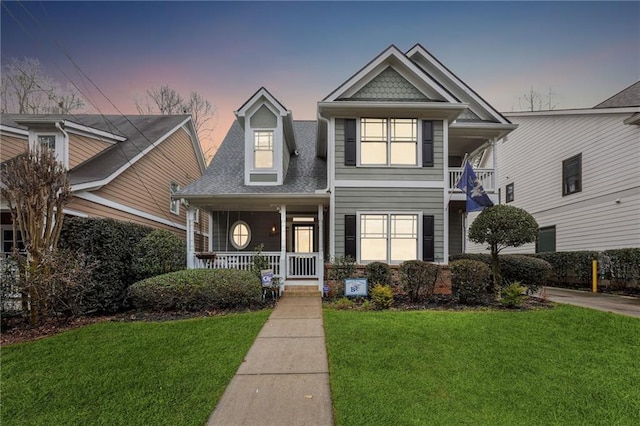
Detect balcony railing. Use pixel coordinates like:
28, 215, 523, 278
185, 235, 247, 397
286, 253, 319, 278
449, 168, 495, 192
193, 251, 321, 279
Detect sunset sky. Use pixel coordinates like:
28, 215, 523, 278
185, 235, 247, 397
2, 1, 638, 155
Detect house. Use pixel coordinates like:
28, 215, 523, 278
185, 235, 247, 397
177, 44, 516, 292
466, 81, 640, 253
0, 114, 209, 253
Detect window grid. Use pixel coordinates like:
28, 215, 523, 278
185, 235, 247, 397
38, 135, 56, 151
230, 221, 250, 250
169, 182, 180, 214
254, 130, 274, 169
562, 154, 582, 196
506, 183, 514, 203
360, 213, 418, 263
360, 118, 417, 166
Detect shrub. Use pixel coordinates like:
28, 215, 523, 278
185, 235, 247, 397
129, 269, 261, 311
500, 255, 552, 294
450, 259, 491, 305
501, 282, 527, 308
602, 248, 640, 288
450, 253, 551, 294
251, 244, 271, 280
370, 284, 394, 310
365, 262, 391, 289
58, 217, 153, 313
331, 297, 355, 310
530, 251, 598, 287
133, 230, 185, 280
328, 255, 357, 282
398, 260, 439, 302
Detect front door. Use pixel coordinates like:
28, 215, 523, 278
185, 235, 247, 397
292, 224, 314, 253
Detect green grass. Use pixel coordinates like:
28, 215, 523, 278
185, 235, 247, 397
1, 311, 270, 426
324, 305, 640, 425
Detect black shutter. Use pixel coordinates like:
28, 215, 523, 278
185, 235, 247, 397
422, 120, 434, 167
423, 215, 435, 261
344, 119, 356, 166
345, 214, 356, 258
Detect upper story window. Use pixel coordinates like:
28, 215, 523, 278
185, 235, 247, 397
360, 118, 417, 166
254, 130, 274, 169
505, 183, 514, 203
169, 181, 180, 214
38, 134, 56, 151
562, 154, 582, 196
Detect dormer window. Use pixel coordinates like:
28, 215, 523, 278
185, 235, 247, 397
254, 130, 274, 169
38, 135, 56, 151
29, 132, 68, 167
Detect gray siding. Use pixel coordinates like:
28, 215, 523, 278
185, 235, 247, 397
335, 119, 444, 181
348, 67, 428, 101
250, 105, 277, 128
333, 187, 444, 261
250, 173, 278, 183
448, 209, 463, 255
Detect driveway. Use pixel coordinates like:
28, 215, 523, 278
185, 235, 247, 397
540, 287, 640, 318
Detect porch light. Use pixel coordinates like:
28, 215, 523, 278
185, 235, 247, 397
270, 224, 278, 236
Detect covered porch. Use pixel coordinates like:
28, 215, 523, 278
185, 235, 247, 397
184, 195, 329, 291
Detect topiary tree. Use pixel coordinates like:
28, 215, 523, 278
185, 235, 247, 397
468, 205, 538, 298
133, 229, 186, 280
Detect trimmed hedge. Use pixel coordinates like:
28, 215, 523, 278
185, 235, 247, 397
450, 253, 551, 294
365, 261, 392, 287
450, 259, 491, 305
602, 248, 640, 289
529, 251, 598, 287
133, 229, 186, 280
58, 217, 153, 313
129, 269, 262, 311
399, 260, 439, 301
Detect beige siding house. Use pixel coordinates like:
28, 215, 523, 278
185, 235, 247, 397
466, 81, 640, 253
0, 114, 209, 253
178, 44, 517, 293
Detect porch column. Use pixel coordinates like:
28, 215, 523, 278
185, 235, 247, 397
186, 208, 195, 269
279, 204, 286, 281
318, 204, 324, 292
492, 138, 498, 192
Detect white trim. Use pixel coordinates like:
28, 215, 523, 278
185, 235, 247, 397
229, 220, 251, 250
74, 191, 186, 230
207, 211, 214, 252
29, 131, 68, 168
334, 180, 445, 188
504, 106, 640, 117
0, 125, 28, 137
329, 117, 336, 259
71, 116, 192, 191
170, 181, 181, 215
356, 210, 422, 264
357, 118, 421, 167
62, 121, 125, 142
406, 44, 509, 125
62, 208, 88, 218
442, 119, 449, 264
235, 87, 289, 117
323, 45, 457, 103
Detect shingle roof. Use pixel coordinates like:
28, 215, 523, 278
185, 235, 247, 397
179, 120, 326, 196
594, 81, 640, 108
1, 114, 190, 185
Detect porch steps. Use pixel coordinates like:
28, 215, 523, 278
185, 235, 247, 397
283, 281, 321, 297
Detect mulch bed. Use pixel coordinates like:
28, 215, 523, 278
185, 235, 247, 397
2, 297, 552, 346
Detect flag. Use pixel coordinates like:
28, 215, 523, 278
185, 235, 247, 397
455, 160, 494, 212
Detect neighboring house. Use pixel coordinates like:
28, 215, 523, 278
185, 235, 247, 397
0, 114, 209, 254
466, 81, 640, 253
178, 44, 516, 290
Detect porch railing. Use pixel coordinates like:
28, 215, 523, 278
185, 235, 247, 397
286, 253, 319, 278
194, 251, 281, 276
449, 168, 495, 192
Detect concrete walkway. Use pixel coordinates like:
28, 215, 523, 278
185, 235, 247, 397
207, 295, 333, 426
539, 286, 640, 318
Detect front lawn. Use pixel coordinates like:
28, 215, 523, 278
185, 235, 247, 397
1, 311, 270, 426
325, 305, 640, 425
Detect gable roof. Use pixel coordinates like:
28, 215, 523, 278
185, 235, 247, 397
0, 114, 205, 188
178, 120, 326, 197
594, 81, 640, 108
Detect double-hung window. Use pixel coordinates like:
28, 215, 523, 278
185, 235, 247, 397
254, 130, 274, 169
360, 118, 417, 166
562, 154, 581, 196
38, 135, 56, 151
169, 181, 180, 214
360, 213, 418, 263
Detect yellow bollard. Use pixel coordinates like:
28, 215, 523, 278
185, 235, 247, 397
592, 259, 598, 293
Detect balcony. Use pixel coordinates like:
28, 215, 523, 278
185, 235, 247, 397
448, 168, 495, 193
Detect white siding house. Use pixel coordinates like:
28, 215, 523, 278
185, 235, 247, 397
466, 81, 640, 253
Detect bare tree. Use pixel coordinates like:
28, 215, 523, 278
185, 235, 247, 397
1, 57, 85, 114
134, 85, 217, 159
0, 147, 71, 325
517, 86, 558, 111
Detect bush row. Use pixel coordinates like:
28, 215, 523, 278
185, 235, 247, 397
129, 269, 262, 311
